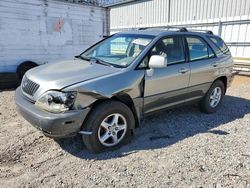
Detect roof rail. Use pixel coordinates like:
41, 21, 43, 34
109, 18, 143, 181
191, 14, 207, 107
138, 26, 213, 34
187, 29, 214, 34
138, 26, 188, 32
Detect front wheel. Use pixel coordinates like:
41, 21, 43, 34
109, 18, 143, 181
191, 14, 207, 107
199, 80, 225, 113
81, 100, 135, 153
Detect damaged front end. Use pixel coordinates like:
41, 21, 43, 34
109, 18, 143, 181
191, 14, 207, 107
63, 69, 146, 130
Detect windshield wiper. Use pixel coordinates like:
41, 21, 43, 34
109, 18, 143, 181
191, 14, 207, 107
76, 55, 124, 68
90, 57, 113, 67
92, 57, 126, 68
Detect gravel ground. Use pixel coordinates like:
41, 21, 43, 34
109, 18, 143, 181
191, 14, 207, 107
0, 76, 250, 188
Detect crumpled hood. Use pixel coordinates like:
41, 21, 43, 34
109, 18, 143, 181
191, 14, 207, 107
25, 59, 120, 98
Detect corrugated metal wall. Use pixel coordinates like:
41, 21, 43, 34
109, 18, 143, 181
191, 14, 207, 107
169, 0, 250, 23
110, 0, 170, 28
110, 0, 250, 58
110, 0, 250, 28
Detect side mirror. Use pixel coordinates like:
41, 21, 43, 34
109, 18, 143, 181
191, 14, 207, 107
148, 55, 167, 68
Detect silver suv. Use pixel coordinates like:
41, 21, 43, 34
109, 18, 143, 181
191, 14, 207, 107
15, 28, 234, 153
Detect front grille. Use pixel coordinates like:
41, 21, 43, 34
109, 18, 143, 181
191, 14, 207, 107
21, 76, 40, 96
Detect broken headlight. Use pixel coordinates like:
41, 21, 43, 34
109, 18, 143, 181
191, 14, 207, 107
35, 91, 77, 113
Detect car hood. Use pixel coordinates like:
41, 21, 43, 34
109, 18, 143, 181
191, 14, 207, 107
25, 59, 121, 97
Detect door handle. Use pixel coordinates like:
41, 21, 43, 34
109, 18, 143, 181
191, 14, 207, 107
211, 62, 219, 67
179, 67, 189, 74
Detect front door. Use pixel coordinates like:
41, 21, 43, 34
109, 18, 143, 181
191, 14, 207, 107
143, 35, 190, 114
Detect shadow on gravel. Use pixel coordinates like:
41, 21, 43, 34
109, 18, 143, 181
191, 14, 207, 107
0, 82, 19, 91
57, 95, 250, 160
0, 88, 16, 93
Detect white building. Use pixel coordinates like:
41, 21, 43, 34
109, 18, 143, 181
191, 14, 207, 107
0, 0, 109, 88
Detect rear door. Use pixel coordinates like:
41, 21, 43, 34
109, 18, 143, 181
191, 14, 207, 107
143, 35, 190, 114
184, 35, 218, 102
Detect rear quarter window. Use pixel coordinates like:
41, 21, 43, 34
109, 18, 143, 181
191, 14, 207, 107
207, 36, 230, 55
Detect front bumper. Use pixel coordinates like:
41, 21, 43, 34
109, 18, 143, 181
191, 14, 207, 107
15, 87, 90, 138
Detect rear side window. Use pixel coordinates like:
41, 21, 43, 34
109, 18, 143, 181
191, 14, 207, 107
208, 36, 230, 55
186, 36, 215, 61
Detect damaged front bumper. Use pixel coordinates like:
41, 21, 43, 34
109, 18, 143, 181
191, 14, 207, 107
15, 87, 90, 138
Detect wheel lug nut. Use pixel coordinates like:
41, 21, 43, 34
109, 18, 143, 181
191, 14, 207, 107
112, 132, 115, 135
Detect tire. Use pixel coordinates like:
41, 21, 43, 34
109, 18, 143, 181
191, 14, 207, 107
199, 80, 225, 113
17, 61, 38, 79
81, 100, 135, 153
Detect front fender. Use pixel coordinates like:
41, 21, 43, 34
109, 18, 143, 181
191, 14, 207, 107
63, 69, 145, 110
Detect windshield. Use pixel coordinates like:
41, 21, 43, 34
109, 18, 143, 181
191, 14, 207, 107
81, 34, 155, 68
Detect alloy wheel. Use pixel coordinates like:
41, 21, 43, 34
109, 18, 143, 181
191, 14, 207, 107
98, 113, 127, 147
209, 87, 222, 108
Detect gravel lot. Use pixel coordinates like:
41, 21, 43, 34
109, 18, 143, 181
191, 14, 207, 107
0, 76, 250, 188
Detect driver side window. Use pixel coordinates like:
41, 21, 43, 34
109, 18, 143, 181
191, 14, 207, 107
138, 36, 185, 68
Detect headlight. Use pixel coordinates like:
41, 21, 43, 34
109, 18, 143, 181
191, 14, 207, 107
35, 91, 77, 113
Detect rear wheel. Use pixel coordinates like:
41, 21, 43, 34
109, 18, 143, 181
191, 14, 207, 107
81, 100, 135, 153
199, 80, 225, 113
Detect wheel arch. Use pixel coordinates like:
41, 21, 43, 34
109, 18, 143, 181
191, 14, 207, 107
17, 61, 38, 79
214, 76, 227, 94
111, 93, 139, 129
85, 93, 140, 131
